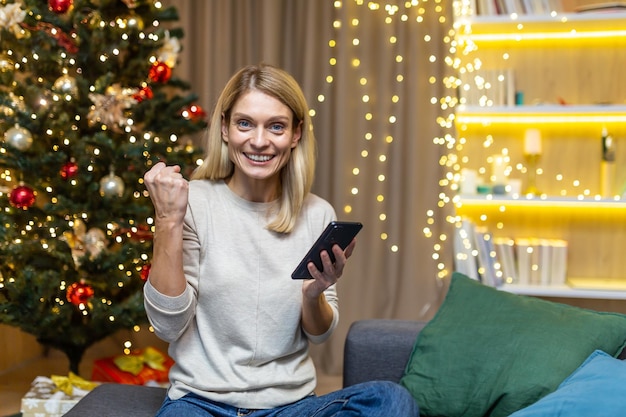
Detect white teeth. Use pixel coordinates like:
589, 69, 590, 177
246, 153, 272, 162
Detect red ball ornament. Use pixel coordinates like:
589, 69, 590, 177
60, 161, 79, 180
140, 264, 151, 281
133, 86, 153, 102
148, 62, 172, 83
67, 282, 95, 306
49, 0, 73, 14
9, 185, 36, 209
182, 104, 206, 121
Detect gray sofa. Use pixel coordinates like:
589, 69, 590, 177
64, 319, 424, 416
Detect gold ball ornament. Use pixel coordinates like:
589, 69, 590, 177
53, 74, 79, 98
0, 54, 13, 72
117, 12, 144, 31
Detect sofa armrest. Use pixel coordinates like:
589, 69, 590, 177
63, 383, 166, 417
342, 319, 427, 387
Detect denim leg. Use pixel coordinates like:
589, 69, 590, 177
155, 382, 419, 417
155, 392, 252, 417
272, 381, 420, 417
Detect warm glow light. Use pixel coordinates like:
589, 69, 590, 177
456, 106, 626, 127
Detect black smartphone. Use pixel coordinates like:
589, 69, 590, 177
291, 221, 363, 279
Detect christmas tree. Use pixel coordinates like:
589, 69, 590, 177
0, 0, 206, 373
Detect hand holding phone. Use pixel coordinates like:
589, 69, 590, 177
291, 221, 363, 279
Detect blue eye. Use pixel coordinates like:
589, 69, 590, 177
237, 120, 252, 129
269, 123, 285, 133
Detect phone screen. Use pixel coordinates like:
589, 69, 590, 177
291, 221, 363, 279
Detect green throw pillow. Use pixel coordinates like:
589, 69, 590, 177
400, 272, 626, 417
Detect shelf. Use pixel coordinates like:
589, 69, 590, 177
455, 13, 626, 43
500, 283, 626, 300
455, 105, 626, 131
454, 196, 626, 223
498, 278, 626, 300
455, 195, 626, 209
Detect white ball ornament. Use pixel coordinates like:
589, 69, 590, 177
53, 74, 79, 97
99, 171, 125, 197
4, 124, 33, 151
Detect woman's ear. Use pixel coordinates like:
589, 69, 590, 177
221, 113, 228, 142
291, 120, 303, 148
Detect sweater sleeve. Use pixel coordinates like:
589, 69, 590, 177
143, 205, 201, 343
303, 283, 339, 345
143, 281, 195, 342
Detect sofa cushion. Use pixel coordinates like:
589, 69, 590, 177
509, 349, 626, 416
399, 272, 626, 417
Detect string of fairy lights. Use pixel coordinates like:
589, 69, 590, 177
316, 0, 448, 262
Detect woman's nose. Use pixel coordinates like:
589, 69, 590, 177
250, 128, 270, 147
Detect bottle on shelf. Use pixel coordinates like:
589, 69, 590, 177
600, 127, 615, 198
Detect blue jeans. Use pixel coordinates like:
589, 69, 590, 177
155, 381, 419, 417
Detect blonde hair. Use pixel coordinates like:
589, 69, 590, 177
192, 64, 317, 234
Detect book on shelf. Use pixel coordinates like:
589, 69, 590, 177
515, 237, 534, 285
493, 237, 517, 284
513, 237, 568, 286
538, 239, 552, 286
453, 219, 480, 281
550, 239, 568, 285
474, 226, 502, 287
575, 2, 626, 13
453, 220, 568, 288
454, 219, 503, 286
474, 0, 563, 15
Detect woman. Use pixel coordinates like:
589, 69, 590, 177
143, 63, 419, 416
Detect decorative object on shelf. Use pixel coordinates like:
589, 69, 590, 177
523, 128, 542, 195
600, 127, 615, 198
460, 168, 478, 195
506, 178, 522, 196
490, 153, 508, 194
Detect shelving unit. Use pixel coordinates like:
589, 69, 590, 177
450, 2, 626, 302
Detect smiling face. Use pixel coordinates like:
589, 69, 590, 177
221, 89, 302, 202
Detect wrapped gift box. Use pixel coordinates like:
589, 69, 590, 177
91, 347, 173, 385
21, 376, 93, 417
